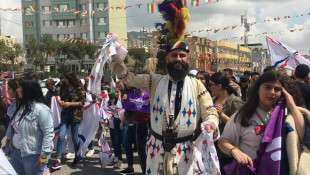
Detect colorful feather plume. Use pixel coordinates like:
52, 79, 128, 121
154, 0, 190, 51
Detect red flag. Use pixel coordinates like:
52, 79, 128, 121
184, 0, 187, 7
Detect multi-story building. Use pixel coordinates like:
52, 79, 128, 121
241, 43, 271, 73
215, 41, 251, 74
183, 35, 214, 72
0, 35, 15, 47
21, 0, 127, 71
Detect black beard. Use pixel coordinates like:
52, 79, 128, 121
167, 61, 189, 81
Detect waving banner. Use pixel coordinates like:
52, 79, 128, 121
123, 93, 150, 113
266, 37, 310, 70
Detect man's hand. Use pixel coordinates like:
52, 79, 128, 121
204, 123, 219, 138
38, 156, 47, 168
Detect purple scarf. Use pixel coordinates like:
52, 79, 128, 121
123, 93, 150, 113
224, 98, 286, 175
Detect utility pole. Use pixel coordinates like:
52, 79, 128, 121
241, 10, 250, 47
140, 27, 150, 70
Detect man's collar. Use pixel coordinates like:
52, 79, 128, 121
168, 75, 186, 83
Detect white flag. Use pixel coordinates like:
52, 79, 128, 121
88, 33, 128, 95
98, 131, 113, 168
51, 96, 101, 159
266, 36, 310, 70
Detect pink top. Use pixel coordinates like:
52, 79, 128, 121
1, 84, 14, 102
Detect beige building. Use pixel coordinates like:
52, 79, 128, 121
215, 41, 251, 74
0, 35, 15, 47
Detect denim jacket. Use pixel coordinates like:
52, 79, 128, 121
6, 102, 54, 157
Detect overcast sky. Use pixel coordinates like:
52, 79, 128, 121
1, 0, 310, 55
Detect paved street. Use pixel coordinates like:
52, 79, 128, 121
2, 130, 143, 175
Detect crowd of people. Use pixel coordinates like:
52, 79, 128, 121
0, 41, 310, 175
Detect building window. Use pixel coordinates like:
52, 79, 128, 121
97, 3, 105, 9
25, 35, 34, 41
43, 20, 52, 27
68, 34, 75, 39
57, 34, 65, 40
57, 21, 65, 28
25, 21, 33, 28
68, 20, 75, 27
81, 33, 87, 40
58, 4, 68, 10
25, 8, 33, 15
97, 18, 106, 25
98, 32, 106, 39
80, 4, 86, 11
42, 6, 51, 13
80, 19, 87, 26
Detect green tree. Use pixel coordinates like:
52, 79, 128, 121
55, 41, 75, 71
39, 34, 57, 71
25, 38, 44, 70
0, 40, 7, 62
128, 48, 147, 73
4, 43, 23, 72
71, 39, 98, 72
156, 36, 167, 73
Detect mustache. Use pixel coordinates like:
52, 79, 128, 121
171, 60, 187, 67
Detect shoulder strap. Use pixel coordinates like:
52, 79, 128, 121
255, 111, 267, 126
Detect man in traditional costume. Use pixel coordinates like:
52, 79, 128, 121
108, 40, 219, 174
108, 1, 219, 174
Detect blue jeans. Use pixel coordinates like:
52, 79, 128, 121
10, 149, 50, 175
113, 118, 123, 161
136, 122, 149, 174
56, 119, 80, 158
122, 122, 134, 166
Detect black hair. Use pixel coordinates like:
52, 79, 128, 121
263, 66, 275, 73
240, 76, 249, 83
15, 76, 47, 117
210, 72, 237, 96
196, 71, 210, 89
243, 71, 251, 76
63, 71, 82, 88
251, 72, 260, 77
295, 64, 310, 79
235, 71, 304, 127
8, 79, 20, 106
223, 68, 233, 75
59, 75, 64, 80
47, 79, 55, 85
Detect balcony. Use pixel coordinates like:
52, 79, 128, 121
51, 12, 77, 20
217, 53, 238, 59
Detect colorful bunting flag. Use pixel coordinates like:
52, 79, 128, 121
82, 11, 89, 16
91, 10, 96, 18
29, 5, 36, 12
147, 3, 154, 13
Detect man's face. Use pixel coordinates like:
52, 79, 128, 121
166, 49, 190, 81
166, 49, 189, 68
223, 71, 231, 80
46, 81, 54, 91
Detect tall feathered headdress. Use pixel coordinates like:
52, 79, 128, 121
153, 0, 190, 52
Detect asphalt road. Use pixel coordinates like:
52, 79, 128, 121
2, 130, 143, 175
